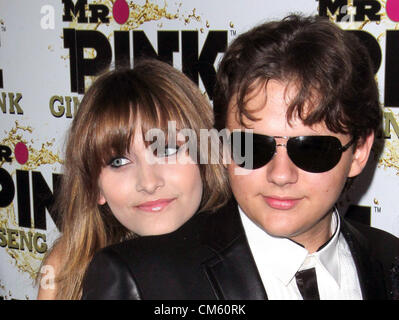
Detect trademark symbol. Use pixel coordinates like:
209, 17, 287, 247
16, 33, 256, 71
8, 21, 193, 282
374, 206, 382, 213
230, 29, 237, 37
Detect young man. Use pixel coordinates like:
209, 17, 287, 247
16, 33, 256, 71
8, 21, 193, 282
82, 15, 398, 300
212, 14, 398, 299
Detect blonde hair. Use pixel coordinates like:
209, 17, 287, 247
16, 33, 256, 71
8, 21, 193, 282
38, 59, 230, 299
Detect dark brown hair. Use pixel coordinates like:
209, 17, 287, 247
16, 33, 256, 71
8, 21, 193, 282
213, 14, 382, 143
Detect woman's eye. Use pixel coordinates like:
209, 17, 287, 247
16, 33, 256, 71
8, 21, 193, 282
109, 157, 131, 168
155, 145, 179, 158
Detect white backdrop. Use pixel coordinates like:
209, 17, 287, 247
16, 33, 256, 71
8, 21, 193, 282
0, 0, 398, 299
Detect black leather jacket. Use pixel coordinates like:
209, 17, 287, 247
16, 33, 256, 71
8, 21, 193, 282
82, 200, 399, 300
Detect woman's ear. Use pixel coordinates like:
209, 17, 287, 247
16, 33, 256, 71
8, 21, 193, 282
348, 132, 374, 178
97, 192, 106, 205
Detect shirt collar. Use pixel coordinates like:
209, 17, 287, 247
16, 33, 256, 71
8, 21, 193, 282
239, 206, 341, 287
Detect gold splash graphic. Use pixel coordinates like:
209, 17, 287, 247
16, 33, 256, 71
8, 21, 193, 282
374, 198, 379, 205
1, 121, 63, 170
0, 121, 63, 281
378, 110, 399, 175
121, 1, 207, 29
0, 122, 32, 168
0, 280, 13, 300
379, 137, 399, 175
113, 0, 176, 30
183, 8, 201, 25
0, 18, 5, 32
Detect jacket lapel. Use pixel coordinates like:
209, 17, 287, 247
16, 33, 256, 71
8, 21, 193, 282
341, 219, 387, 299
200, 200, 267, 300
203, 233, 268, 299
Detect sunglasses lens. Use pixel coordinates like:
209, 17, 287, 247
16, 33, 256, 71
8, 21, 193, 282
287, 136, 343, 173
230, 132, 275, 169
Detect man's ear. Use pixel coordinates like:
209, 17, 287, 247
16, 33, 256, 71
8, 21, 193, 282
348, 132, 374, 178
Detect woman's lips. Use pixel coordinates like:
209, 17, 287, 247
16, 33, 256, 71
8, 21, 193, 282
263, 196, 302, 210
136, 198, 176, 212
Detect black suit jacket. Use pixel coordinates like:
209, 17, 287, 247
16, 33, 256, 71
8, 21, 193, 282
82, 200, 399, 300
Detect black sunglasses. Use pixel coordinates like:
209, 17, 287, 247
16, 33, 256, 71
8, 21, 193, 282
229, 131, 355, 173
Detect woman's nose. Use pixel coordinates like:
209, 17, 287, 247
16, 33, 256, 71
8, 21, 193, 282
135, 158, 165, 194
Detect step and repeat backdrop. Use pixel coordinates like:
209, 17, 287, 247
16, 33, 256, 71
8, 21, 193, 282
0, 0, 398, 299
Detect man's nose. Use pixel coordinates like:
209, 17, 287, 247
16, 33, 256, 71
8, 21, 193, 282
266, 144, 299, 186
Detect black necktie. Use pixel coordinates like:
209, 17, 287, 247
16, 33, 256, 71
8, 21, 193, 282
295, 267, 320, 300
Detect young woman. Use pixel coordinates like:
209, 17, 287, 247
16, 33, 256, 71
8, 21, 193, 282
36, 59, 230, 299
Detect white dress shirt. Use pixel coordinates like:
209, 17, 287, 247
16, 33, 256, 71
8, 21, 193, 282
239, 206, 363, 300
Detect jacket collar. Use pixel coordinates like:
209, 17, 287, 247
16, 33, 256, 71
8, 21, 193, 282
338, 219, 387, 299
200, 200, 268, 299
